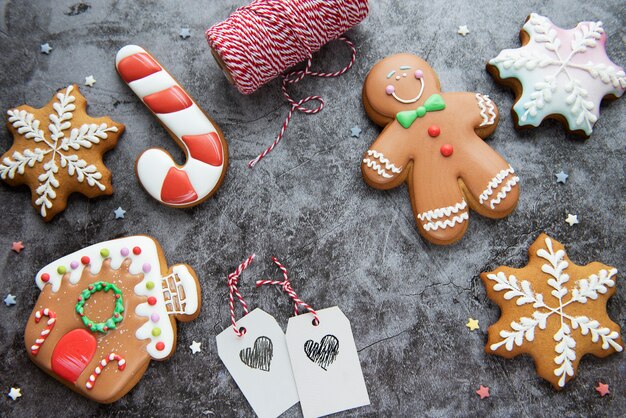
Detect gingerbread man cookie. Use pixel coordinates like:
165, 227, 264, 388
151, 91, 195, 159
488, 13, 626, 138
25, 236, 201, 403
481, 234, 622, 389
1, 85, 124, 221
362, 53, 519, 245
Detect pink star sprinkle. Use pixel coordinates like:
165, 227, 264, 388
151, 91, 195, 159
596, 382, 610, 397
11, 241, 24, 253
476, 385, 490, 399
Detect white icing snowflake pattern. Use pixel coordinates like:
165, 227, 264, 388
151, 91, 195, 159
489, 13, 626, 136
485, 236, 622, 387
0, 85, 118, 217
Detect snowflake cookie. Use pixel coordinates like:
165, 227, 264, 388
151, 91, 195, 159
1, 85, 124, 221
487, 13, 626, 137
481, 233, 622, 389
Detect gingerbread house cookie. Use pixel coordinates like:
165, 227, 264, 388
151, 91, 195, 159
24, 236, 201, 403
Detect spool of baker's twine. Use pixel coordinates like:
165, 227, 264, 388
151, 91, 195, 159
206, 0, 369, 167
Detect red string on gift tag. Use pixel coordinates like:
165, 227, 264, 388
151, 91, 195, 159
205, 0, 368, 168
227, 254, 256, 336
256, 257, 320, 325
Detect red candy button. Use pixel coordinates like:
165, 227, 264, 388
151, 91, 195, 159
148, 296, 157, 306
41, 273, 50, 282
428, 125, 440, 137
156, 342, 165, 351
440, 144, 454, 157
81, 256, 90, 265
133, 246, 142, 255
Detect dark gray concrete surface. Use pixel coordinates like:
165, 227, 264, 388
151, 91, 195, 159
0, 0, 624, 416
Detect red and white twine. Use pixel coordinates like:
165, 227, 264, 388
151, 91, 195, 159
228, 254, 256, 336
85, 353, 126, 390
206, 0, 368, 167
31, 308, 56, 356
256, 257, 319, 324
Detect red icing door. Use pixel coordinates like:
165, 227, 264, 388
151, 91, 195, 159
51, 329, 97, 383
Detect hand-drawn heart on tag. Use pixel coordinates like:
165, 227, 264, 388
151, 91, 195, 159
304, 334, 339, 371
239, 336, 273, 372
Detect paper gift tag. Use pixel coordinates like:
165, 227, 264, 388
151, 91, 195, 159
285, 306, 370, 418
216, 308, 299, 418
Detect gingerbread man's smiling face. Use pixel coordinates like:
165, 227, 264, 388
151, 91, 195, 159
363, 53, 442, 126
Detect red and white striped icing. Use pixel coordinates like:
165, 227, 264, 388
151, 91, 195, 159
30, 308, 57, 355
85, 353, 126, 390
115, 45, 226, 207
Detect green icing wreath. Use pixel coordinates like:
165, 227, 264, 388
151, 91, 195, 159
75, 281, 124, 333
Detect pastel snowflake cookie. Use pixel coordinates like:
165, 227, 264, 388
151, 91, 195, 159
481, 233, 622, 389
0, 85, 124, 221
487, 13, 626, 137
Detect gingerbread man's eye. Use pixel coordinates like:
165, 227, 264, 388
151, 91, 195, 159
415, 70, 424, 79
385, 85, 395, 95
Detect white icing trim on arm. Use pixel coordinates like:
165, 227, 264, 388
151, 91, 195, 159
476, 93, 497, 126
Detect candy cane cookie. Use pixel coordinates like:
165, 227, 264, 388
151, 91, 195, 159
116, 45, 228, 207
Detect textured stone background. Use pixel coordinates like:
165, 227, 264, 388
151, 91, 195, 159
0, 0, 624, 416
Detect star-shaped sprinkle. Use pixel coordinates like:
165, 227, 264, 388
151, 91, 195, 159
565, 213, 579, 226
596, 382, 610, 397
466, 318, 480, 331
8, 387, 21, 401
4, 294, 16, 306
179, 28, 191, 39
190, 341, 202, 354
476, 385, 490, 399
114, 206, 126, 219
457, 25, 470, 36
11, 241, 24, 253
555, 171, 568, 184
40, 43, 52, 54
84, 75, 96, 87
350, 126, 362, 138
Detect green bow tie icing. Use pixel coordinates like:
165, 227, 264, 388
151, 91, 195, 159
396, 94, 446, 128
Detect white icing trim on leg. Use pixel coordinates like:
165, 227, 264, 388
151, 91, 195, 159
489, 176, 520, 209
479, 166, 516, 204
418, 200, 467, 221
423, 213, 469, 231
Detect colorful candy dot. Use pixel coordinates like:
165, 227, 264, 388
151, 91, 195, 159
120, 247, 129, 257
57, 265, 67, 275
151, 312, 160, 322
41, 273, 50, 282
100, 248, 109, 258
385, 85, 395, 95
428, 125, 441, 137
133, 246, 141, 255
146, 281, 155, 290
156, 341, 165, 351
415, 69, 424, 79
70, 261, 79, 270
440, 144, 454, 157
152, 328, 161, 337
148, 296, 157, 306
81, 256, 90, 265
142, 263, 151, 273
